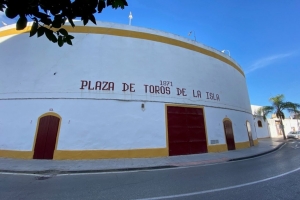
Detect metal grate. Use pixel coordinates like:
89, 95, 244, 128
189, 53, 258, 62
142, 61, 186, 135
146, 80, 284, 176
211, 140, 219, 144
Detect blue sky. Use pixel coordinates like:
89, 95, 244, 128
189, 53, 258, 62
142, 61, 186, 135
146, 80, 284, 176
1, 0, 299, 108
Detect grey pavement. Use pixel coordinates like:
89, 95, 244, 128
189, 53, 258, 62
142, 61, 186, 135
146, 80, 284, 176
0, 138, 285, 174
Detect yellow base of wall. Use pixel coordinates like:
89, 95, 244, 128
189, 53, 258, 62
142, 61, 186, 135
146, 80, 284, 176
208, 140, 257, 153
0, 148, 168, 160
207, 144, 228, 152
0, 140, 257, 160
0, 150, 33, 159
53, 148, 168, 160
235, 141, 251, 149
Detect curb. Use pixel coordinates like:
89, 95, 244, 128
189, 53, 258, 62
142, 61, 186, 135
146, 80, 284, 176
0, 142, 286, 175
0, 165, 176, 175
228, 142, 286, 162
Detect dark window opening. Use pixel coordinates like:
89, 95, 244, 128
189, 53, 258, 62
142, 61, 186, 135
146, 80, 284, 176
258, 120, 263, 128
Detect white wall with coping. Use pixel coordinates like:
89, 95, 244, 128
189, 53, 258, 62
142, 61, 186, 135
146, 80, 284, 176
268, 119, 300, 138
0, 22, 254, 153
205, 107, 256, 144
0, 100, 166, 150
253, 116, 270, 138
250, 105, 300, 138
0, 22, 250, 113
0, 99, 254, 151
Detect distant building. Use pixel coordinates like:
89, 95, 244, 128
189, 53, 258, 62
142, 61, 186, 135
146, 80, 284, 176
251, 105, 299, 138
251, 105, 270, 138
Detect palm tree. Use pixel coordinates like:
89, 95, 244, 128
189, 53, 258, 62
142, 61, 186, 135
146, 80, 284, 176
259, 94, 300, 140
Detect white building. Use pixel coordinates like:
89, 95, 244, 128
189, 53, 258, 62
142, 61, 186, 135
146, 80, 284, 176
251, 105, 299, 138
0, 22, 257, 160
251, 105, 270, 138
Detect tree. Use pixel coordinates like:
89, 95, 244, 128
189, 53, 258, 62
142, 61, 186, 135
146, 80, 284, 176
287, 104, 300, 130
0, 0, 128, 47
287, 104, 300, 119
259, 94, 300, 140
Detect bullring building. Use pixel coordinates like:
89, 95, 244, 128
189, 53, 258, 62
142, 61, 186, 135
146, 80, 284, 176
0, 21, 257, 160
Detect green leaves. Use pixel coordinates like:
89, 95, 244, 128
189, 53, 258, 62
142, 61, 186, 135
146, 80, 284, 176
37, 27, 45, 37
58, 36, 64, 47
260, 106, 274, 121
106, 0, 128, 9
98, 0, 106, 13
29, 21, 38, 37
45, 29, 57, 43
57, 28, 74, 47
5, 7, 18, 19
66, 36, 73, 45
2, 0, 128, 47
52, 15, 62, 28
58, 28, 68, 36
67, 16, 75, 27
16, 16, 28, 30
82, 16, 89, 26
265, 94, 300, 140
89, 14, 96, 25
263, 94, 300, 121
111, 0, 128, 9
36, 26, 74, 47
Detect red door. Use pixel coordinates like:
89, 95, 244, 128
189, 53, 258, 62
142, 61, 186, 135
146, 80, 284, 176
33, 115, 60, 159
167, 106, 207, 156
223, 120, 236, 150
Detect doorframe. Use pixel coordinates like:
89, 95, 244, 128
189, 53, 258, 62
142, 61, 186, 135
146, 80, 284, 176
32, 112, 62, 158
165, 104, 209, 155
222, 118, 235, 150
246, 120, 254, 146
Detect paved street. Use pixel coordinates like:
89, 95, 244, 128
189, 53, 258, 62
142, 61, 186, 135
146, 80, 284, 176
0, 138, 284, 173
0, 139, 300, 200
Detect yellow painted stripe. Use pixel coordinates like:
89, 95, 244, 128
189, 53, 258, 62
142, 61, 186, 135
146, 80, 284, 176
253, 139, 259, 146
208, 141, 253, 152
0, 26, 31, 37
53, 148, 168, 160
235, 141, 251, 149
0, 148, 168, 160
0, 150, 33, 159
207, 144, 228, 153
0, 25, 245, 77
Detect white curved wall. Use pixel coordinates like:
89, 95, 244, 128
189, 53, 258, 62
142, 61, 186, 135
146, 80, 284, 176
0, 22, 256, 158
0, 22, 249, 111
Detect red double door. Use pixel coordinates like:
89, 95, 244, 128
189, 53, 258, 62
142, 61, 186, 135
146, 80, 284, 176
167, 106, 208, 156
33, 116, 60, 159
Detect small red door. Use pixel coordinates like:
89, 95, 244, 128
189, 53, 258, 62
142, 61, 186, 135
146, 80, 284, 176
223, 120, 236, 150
33, 115, 60, 159
167, 106, 207, 156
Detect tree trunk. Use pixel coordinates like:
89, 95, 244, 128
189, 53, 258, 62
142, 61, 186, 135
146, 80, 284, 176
280, 118, 286, 140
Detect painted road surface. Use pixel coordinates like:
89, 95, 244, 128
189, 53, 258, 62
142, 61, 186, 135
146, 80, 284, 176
1, 140, 300, 200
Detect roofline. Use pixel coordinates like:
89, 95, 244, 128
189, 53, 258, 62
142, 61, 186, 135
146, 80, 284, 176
0, 22, 245, 77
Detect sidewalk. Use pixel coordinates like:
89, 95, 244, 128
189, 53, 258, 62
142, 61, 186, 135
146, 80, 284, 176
0, 138, 285, 175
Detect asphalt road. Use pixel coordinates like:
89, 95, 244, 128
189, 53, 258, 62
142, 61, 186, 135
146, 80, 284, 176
1, 140, 300, 200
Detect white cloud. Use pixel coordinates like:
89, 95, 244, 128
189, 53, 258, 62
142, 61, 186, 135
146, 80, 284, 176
245, 52, 294, 74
